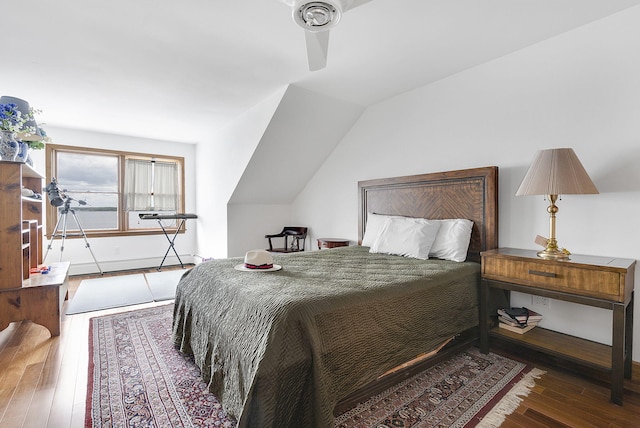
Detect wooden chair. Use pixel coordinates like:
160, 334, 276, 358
265, 227, 308, 253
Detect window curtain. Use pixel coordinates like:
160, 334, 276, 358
124, 159, 152, 210
125, 159, 178, 211
153, 161, 178, 211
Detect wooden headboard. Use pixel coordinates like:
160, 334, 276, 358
358, 166, 498, 262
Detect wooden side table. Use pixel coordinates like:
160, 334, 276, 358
480, 248, 635, 405
317, 238, 350, 250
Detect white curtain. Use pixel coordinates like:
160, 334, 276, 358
124, 159, 152, 210
125, 159, 178, 211
153, 161, 178, 211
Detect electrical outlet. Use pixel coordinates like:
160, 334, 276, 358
531, 295, 550, 309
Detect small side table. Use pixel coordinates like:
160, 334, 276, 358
317, 238, 350, 250
480, 247, 635, 405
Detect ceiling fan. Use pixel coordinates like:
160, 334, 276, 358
281, 0, 372, 71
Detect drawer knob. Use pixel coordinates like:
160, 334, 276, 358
528, 269, 557, 278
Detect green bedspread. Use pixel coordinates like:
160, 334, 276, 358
172, 246, 480, 427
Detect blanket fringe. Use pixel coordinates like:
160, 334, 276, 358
476, 368, 546, 427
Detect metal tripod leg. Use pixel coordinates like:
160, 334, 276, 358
43, 209, 103, 275
59, 209, 69, 261
68, 210, 103, 275
43, 211, 65, 262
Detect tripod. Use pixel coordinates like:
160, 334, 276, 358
44, 198, 103, 275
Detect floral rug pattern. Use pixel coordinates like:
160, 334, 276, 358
87, 304, 537, 427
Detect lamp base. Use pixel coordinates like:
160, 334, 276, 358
537, 247, 570, 260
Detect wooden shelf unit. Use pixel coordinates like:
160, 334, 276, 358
0, 161, 69, 337
480, 247, 635, 405
490, 324, 613, 372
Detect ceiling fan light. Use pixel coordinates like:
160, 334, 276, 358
305, 6, 331, 26
293, 1, 341, 32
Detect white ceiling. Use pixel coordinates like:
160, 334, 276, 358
4, 0, 640, 143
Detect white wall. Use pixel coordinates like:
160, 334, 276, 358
225, 85, 364, 257
291, 7, 640, 360
227, 204, 292, 257
195, 87, 288, 259
36, 126, 197, 274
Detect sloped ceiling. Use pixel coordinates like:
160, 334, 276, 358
4, 0, 640, 144
229, 85, 364, 204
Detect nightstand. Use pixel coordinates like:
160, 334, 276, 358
317, 238, 350, 250
480, 248, 635, 405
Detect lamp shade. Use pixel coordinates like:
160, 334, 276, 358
515, 148, 599, 196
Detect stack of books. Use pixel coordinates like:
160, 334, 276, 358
497, 307, 543, 334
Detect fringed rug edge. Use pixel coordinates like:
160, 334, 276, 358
474, 367, 546, 427
85, 317, 96, 428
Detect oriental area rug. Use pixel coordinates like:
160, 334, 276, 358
86, 304, 544, 428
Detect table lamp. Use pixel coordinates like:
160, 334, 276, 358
516, 148, 599, 260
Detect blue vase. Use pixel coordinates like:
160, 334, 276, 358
0, 130, 19, 161
16, 141, 30, 163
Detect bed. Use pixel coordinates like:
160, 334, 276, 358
172, 166, 498, 427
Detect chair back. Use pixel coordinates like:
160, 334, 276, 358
266, 226, 308, 252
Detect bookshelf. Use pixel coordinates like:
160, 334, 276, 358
0, 161, 69, 336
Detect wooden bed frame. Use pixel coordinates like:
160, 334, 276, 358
358, 166, 499, 262
336, 166, 499, 413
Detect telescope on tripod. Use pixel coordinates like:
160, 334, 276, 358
43, 178, 103, 275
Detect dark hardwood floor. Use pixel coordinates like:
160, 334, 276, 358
0, 269, 638, 427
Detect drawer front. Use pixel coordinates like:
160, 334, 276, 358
483, 257, 624, 301
318, 240, 348, 249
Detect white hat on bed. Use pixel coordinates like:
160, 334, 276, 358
234, 249, 282, 272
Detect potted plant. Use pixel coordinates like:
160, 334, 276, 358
0, 97, 48, 163
0, 102, 25, 161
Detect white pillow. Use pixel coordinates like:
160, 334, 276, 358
361, 213, 401, 247
370, 217, 441, 260
430, 219, 474, 262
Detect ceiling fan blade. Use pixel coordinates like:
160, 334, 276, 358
345, 0, 372, 11
304, 30, 330, 71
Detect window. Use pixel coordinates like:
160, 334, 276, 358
45, 144, 185, 237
